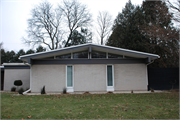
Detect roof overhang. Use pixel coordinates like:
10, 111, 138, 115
19, 43, 160, 63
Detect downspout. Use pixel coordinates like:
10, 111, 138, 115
23, 62, 31, 95
146, 60, 154, 66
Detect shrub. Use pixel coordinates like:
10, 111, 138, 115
63, 88, 67, 94
11, 87, 16, 92
83, 91, 91, 94
41, 86, 46, 94
131, 90, 133, 93
14, 80, 23, 86
107, 91, 113, 94
150, 88, 154, 92
18, 88, 24, 95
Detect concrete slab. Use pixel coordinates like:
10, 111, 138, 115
24, 90, 168, 95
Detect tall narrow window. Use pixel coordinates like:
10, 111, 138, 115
107, 65, 113, 86
67, 66, 73, 87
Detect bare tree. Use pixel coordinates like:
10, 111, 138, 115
59, 0, 92, 47
0, 42, 3, 66
167, 0, 180, 24
96, 11, 112, 45
0, 42, 3, 49
23, 1, 64, 50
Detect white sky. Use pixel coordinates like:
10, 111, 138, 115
0, 0, 177, 52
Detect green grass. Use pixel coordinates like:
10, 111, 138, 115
1, 92, 179, 119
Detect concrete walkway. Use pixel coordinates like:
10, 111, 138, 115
24, 90, 168, 95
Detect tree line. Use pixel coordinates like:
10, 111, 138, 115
1, 45, 46, 64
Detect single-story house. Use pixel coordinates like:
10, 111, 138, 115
18, 43, 159, 93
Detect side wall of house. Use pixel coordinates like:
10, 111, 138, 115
31, 64, 147, 93
4, 69, 30, 91
114, 64, 147, 91
31, 65, 66, 93
74, 65, 106, 91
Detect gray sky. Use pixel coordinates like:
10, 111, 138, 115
0, 0, 176, 52
0, 0, 144, 52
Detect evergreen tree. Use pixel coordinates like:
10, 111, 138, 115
1, 47, 46, 64
1, 49, 7, 64
106, 0, 179, 68
65, 28, 92, 47
36, 45, 46, 53
8, 50, 16, 62
26, 49, 35, 54
106, 0, 149, 52
13, 49, 26, 63
1, 49, 16, 64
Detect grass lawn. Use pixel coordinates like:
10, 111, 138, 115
1, 92, 179, 119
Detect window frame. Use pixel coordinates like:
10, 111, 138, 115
106, 64, 114, 91
66, 65, 74, 91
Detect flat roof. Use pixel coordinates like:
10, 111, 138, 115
2, 63, 28, 66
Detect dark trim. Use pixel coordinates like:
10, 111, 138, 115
31, 58, 146, 65
1, 68, 4, 71
28, 58, 31, 64
4, 66, 30, 69
145, 57, 151, 64
89, 46, 91, 53
148, 57, 151, 63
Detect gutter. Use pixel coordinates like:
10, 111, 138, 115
0, 66, 4, 68
22, 62, 31, 95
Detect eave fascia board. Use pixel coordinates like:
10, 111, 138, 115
2, 63, 29, 66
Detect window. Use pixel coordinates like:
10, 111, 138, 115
56, 54, 71, 59
107, 65, 113, 86
73, 51, 88, 58
92, 50, 106, 58
67, 66, 73, 87
108, 53, 123, 58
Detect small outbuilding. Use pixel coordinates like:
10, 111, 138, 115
19, 43, 159, 93
2, 63, 30, 91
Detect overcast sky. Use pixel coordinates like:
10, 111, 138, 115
0, 0, 176, 52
